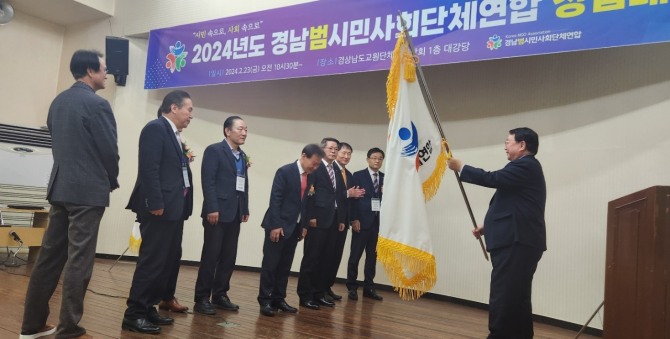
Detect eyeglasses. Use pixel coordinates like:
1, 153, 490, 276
368, 157, 384, 161
324, 147, 339, 151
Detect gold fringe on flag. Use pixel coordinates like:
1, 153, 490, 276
377, 236, 437, 301
129, 236, 141, 254
385, 32, 416, 120
421, 139, 448, 202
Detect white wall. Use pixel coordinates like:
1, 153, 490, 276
0, 11, 64, 128
3, 0, 669, 330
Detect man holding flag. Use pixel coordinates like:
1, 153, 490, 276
447, 128, 546, 339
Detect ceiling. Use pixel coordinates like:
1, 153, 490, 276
7, 0, 112, 26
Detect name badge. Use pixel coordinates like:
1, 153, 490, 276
182, 164, 191, 188
236, 176, 246, 192
371, 198, 381, 212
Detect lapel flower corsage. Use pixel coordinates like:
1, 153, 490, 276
308, 185, 315, 196
244, 154, 252, 168
182, 142, 196, 162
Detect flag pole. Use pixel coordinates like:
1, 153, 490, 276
397, 13, 489, 261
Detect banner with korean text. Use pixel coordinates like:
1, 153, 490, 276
145, 0, 670, 89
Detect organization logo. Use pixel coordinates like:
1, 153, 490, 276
399, 122, 418, 157
486, 35, 502, 51
399, 121, 434, 171
165, 41, 188, 73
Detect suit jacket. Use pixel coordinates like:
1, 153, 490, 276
350, 168, 384, 230
200, 140, 249, 222
46, 81, 119, 207
460, 155, 546, 252
306, 160, 346, 228
126, 117, 193, 221
261, 162, 314, 236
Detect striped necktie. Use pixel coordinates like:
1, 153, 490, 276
373, 172, 379, 193
327, 163, 336, 190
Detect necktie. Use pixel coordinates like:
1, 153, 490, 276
327, 163, 336, 190
373, 172, 379, 193
300, 172, 307, 198
341, 168, 347, 187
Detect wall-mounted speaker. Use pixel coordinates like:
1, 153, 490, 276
105, 36, 129, 86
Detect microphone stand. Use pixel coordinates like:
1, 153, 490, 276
5, 239, 26, 267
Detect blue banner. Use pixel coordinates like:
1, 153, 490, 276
145, 0, 670, 89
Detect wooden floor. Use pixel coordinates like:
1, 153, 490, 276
0, 258, 599, 339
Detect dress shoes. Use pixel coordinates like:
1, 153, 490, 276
19, 324, 56, 339
212, 295, 240, 311
363, 289, 384, 301
348, 289, 358, 300
273, 300, 298, 313
147, 308, 174, 325
121, 317, 161, 334
327, 289, 342, 301
194, 300, 217, 315
299, 300, 320, 310
158, 297, 189, 313
317, 297, 335, 307
260, 304, 277, 316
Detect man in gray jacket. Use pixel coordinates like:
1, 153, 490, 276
20, 50, 119, 339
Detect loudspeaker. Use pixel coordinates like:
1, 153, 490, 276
105, 36, 129, 86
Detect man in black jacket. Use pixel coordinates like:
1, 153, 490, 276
123, 90, 194, 334
257, 144, 324, 316
447, 127, 546, 339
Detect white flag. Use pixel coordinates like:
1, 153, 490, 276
377, 32, 448, 300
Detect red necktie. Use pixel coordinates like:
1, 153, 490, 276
300, 173, 307, 198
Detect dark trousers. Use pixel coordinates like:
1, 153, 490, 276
124, 217, 184, 320
257, 225, 300, 306
22, 203, 104, 339
297, 224, 334, 301
488, 244, 543, 339
324, 224, 348, 291
162, 222, 183, 301
194, 218, 241, 302
346, 224, 379, 291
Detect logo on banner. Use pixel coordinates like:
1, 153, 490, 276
165, 41, 188, 73
487, 35, 502, 51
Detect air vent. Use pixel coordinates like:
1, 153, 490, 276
0, 124, 51, 149
12, 147, 34, 153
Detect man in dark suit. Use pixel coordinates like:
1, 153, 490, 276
20, 49, 119, 339
257, 144, 324, 316
193, 116, 250, 315
323, 142, 364, 302
122, 90, 194, 334
346, 147, 385, 301
447, 127, 546, 339
297, 137, 346, 310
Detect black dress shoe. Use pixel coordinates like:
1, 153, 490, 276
327, 289, 342, 301
317, 297, 335, 307
348, 290, 358, 300
299, 300, 320, 310
273, 300, 297, 313
147, 308, 174, 325
122, 317, 161, 334
260, 304, 277, 316
363, 289, 383, 301
212, 295, 239, 311
194, 300, 217, 315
